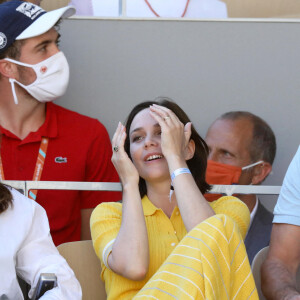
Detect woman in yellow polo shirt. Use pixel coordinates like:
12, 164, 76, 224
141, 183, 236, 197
91, 97, 258, 299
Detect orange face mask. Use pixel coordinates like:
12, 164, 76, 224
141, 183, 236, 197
204, 160, 263, 202
206, 160, 242, 185
204, 160, 242, 202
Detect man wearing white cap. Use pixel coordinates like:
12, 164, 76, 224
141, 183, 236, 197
0, 1, 120, 246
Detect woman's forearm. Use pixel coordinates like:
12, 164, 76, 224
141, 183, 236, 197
169, 158, 215, 232
108, 183, 149, 280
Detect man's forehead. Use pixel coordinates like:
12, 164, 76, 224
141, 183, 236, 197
207, 118, 253, 149
21, 28, 58, 46
211, 118, 252, 135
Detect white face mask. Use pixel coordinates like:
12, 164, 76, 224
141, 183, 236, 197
4, 51, 69, 105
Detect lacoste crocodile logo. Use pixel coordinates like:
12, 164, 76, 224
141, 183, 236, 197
55, 157, 67, 163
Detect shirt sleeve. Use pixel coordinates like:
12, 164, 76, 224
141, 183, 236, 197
273, 146, 300, 226
90, 202, 122, 275
16, 199, 82, 300
80, 120, 121, 209
210, 195, 250, 240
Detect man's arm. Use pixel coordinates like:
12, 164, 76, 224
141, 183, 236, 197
261, 223, 300, 300
81, 208, 93, 240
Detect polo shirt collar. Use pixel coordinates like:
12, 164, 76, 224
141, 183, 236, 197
142, 195, 159, 216
0, 102, 58, 144
142, 195, 182, 221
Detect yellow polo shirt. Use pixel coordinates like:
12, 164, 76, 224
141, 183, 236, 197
90, 196, 250, 300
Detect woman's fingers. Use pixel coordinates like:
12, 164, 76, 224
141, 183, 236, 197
119, 126, 127, 149
150, 104, 178, 123
149, 105, 183, 137
112, 122, 122, 151
111, 123, 140, 185
112, 122, 126, 154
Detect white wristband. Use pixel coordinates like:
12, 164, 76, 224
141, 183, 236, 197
171, 168, 191, 183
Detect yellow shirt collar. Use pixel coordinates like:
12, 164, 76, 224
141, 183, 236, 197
141, 195, 160, 216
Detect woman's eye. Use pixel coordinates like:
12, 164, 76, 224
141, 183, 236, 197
154, 130, 162, 136
132, 136, 143, 142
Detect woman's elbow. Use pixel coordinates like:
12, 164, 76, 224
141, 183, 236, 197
122, 264, 148, 281
110, 252, 149, 280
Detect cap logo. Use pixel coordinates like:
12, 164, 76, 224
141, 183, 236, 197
40, 66, 47, 74
0, 32, 7, 50
16, 3, 44, 20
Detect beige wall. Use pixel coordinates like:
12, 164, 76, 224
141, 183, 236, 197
222, 0, 300, 18
41, 0, 69, 11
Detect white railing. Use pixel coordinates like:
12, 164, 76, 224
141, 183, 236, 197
1, 180, 281, 198
210, 185, 281, 196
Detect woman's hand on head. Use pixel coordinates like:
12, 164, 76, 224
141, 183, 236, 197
149, 104, 192, 163
111, 122, 139, 186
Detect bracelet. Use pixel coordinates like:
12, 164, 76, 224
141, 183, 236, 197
171, 168, 191, 183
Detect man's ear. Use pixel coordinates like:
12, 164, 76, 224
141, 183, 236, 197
184, 139, 195, 161
0, 60, 16, 79
251, 161, 272, 185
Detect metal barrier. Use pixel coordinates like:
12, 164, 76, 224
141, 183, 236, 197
25, 181, 122, 197
1, 180, 282, 198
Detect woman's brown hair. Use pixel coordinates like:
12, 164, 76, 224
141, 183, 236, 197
0, 183, 12, 213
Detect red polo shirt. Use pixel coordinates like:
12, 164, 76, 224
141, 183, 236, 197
1, 102, 121, 245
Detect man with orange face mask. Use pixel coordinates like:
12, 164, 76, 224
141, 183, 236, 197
205, 111, 276, 263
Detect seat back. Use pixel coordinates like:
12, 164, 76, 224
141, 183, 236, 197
252, 246, 300, 299
57, 240, 106, 300
251, 246, 269, 300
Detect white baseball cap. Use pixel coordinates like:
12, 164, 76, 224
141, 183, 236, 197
0, 1, 75, 53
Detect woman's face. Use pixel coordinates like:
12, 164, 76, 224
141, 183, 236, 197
129, 108, 170, 183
